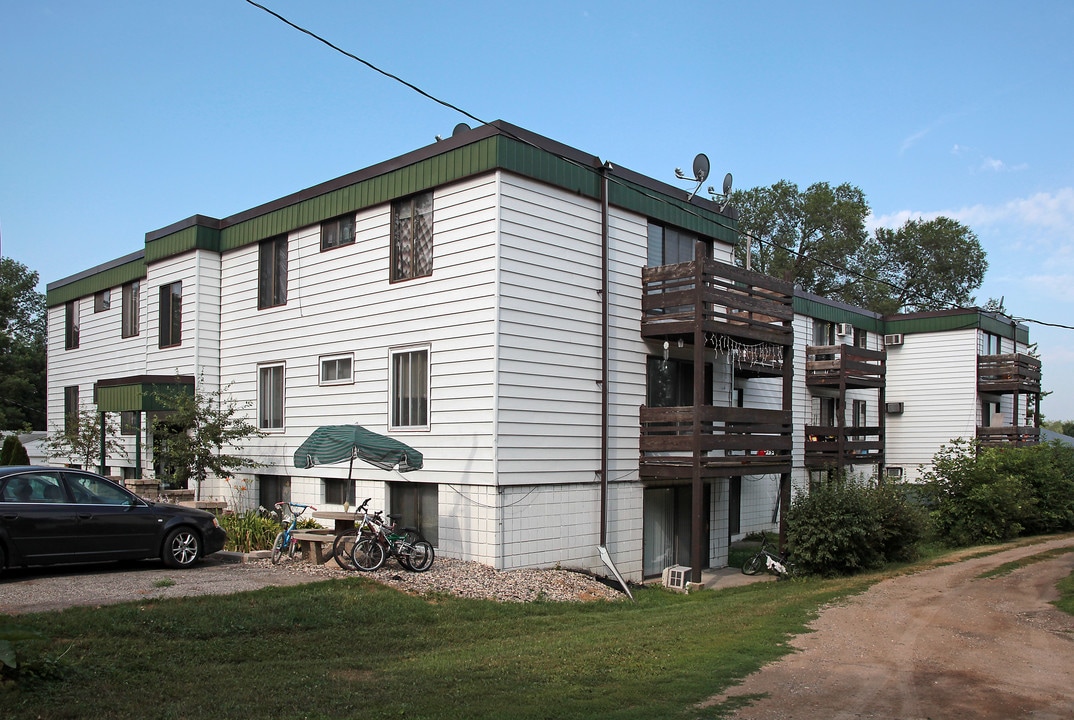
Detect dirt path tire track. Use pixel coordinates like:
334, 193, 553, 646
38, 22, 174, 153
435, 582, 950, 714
707, 536, 1074, 720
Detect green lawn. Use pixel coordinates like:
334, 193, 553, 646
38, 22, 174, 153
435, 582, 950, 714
2, 573, 875, 720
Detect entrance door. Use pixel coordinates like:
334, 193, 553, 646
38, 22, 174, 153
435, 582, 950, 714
642, 485, 711, 577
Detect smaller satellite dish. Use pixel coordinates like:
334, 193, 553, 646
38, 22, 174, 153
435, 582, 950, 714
692, 153, 710, 183
452, 122, 471, 137
722, 172, 733, 196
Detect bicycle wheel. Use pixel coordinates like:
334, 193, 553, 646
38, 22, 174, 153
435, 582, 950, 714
407, 540, 435, 572
332, 529, 361, 571
288, 537, 298, 560
351, 536, 386, 571
395, 529, 421, 571
741, 551, 765, 575
271, 532, 286, 565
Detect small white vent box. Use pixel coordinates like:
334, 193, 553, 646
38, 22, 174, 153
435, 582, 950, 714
662, 565, 690, 591
836, 323, 852, 336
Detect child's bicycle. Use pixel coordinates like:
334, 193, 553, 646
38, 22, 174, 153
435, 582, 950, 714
271, 501, 316, 564
740, 532, 796, 579
350, 508, 434, 573
330, 498, 373, 570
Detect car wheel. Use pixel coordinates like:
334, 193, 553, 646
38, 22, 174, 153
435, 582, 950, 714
163, 527, 201, 568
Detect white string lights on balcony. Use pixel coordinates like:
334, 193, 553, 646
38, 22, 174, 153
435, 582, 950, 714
709, 335, 784, 369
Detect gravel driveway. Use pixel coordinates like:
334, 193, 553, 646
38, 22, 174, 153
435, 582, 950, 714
706, 534, 1074, 719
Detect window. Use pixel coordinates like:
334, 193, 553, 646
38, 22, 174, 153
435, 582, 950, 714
258, 474, 291, 509
259, 235, 288, 309
94, 289, 111, 313
324, 478, 354, 506
853, 327, 868, 348
65, 300, 79, 350
390, 481, 438, 545
1, 471, 66, 504
320, 354, 353, 385
258, 363, 285, 430
981, 331, 1002, 356
64, 386, 79, 435
158, 281, 182, 348
646, 356, 713, 407
122, 281, 140, 338
647, 222, 709, 267
391, 192, 433, 281
321, 214, 356, 251
120, 411, 139, 436
391, 347, 429, 428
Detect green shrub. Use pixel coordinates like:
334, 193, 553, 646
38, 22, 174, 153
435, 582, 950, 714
786, 474, 926, 577
922, 439, 1074, 547
0, 435, 29, 465
217, 510, 324, 552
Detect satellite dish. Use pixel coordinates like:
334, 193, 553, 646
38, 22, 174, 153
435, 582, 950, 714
722, 172, 733, 196
692, 153, 710, 182
452, 122, 471, 137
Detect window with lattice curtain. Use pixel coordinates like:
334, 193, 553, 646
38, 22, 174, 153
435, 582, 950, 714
391, 192, 433, 281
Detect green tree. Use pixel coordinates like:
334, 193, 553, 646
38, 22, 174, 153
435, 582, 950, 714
732, 182, 987, 313
0, 258, 46, 430
42, 407, 127, 472
151, 383, 265, 500
851, 217, 987, 313
732, 180, 870, 298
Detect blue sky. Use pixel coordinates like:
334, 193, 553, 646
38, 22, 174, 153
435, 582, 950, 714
2, 1, 1073, 418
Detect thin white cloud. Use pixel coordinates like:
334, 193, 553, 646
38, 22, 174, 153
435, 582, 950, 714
900, 128, 931, 154
869, 188, 1074, 233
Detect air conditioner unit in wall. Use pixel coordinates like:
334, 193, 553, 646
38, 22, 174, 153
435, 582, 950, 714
885, 466, 904, 479
836, 323, 852, 336
884, 333, 904, 346
662, 565, 690, 592
885, 402, 905, 414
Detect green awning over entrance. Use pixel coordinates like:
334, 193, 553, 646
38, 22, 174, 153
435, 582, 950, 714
93, 375, 195, 413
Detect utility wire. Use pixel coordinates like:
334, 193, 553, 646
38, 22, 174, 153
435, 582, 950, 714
244, 1, 1070, 331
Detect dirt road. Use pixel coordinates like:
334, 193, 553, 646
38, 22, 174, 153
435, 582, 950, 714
707, 535, 1074, 720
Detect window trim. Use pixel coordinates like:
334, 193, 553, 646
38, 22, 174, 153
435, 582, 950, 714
158, 281, 182, 349
320, 214, 356, 252
390, 191, 434, 282
121, 280, 140, 338
319, 353, 354, 386
64, 300, 80, 350
389, 345, 430, 431
257, 362, 286, 431
258, 235, 289, 310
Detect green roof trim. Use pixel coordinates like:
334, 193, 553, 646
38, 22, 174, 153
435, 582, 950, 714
145, 222, 221, 263
46, 255, 147, 307
882, 310, 1029, 344
794, 296, 885, 334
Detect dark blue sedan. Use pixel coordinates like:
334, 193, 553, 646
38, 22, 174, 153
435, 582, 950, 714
0, 466, 227, 575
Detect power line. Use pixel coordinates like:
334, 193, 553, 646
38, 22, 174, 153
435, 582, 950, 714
243, 1, 1071, 332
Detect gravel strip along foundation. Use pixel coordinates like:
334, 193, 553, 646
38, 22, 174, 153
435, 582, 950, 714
0, 555, 624, 614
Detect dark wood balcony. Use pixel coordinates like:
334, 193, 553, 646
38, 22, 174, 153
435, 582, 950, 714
640, 405, 793, 480
806, 344, 886, 389
977, 425, 1041, 447
641, 257, 794, 347
804, 426, 885, 468
977, 353, 1041, 394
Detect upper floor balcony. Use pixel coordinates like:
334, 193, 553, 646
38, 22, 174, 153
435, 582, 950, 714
639, 405, 793, 480
977, 425, 1041, 447
977, 353, 1042, 395
805, 344, 886, 390
804, 425, 885, 468
641, 258, 794, 348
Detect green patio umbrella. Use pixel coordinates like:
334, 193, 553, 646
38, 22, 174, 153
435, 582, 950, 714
293, 425, 424, 474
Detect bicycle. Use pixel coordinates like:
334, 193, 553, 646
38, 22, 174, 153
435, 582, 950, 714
271, 501, 316, 564
741, 532, 796, 579
350, 508, 434, 573
330, 498, 372, 570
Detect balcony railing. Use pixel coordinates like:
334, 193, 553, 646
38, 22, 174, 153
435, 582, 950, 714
805, 344, 886, 389
640, 405, 792, 479
641, 258, 794, 347
804, 426, 885, 467
977, 425, 1041, 447
977, 353, 1041, 394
